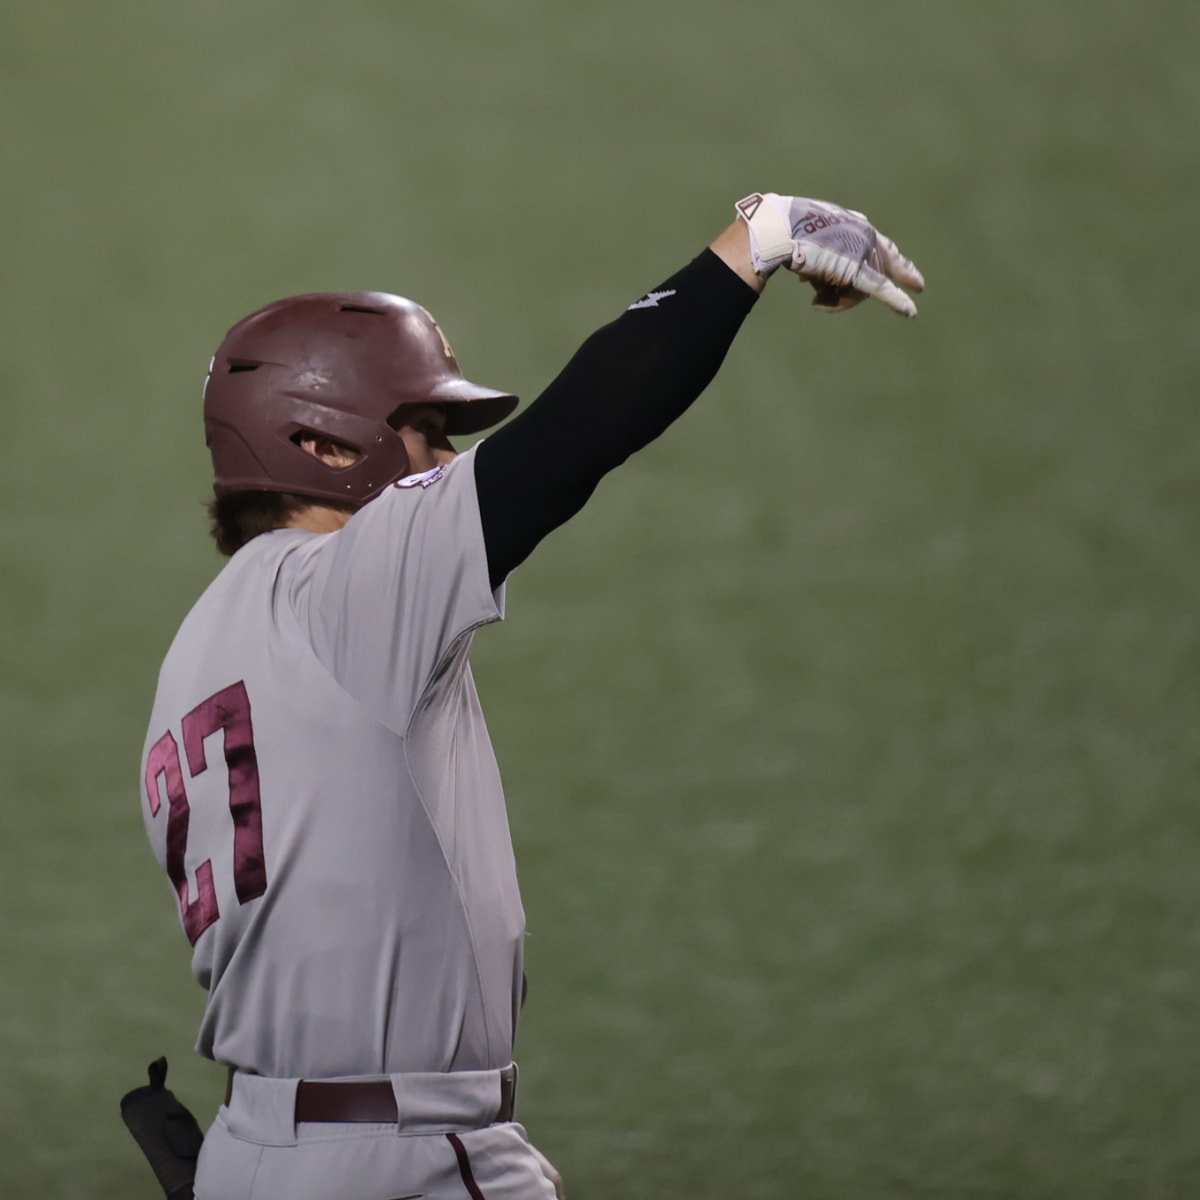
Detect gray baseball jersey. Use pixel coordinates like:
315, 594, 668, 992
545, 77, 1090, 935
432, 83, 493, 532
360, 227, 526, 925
140, 445, 525, 1080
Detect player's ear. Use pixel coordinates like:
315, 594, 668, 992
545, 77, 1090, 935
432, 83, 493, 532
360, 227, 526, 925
295, 434, 361, 469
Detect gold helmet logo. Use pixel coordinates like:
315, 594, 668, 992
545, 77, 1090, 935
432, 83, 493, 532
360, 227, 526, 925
418, 306, 456, 361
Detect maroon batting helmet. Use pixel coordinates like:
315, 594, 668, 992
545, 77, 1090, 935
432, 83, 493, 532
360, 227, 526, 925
203, 291, 518, 504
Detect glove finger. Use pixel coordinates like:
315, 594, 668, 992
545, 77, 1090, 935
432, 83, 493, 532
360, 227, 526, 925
848, 260, 919, 318
796, 244, 863, 290
809, 282, 867, 312
876, 231, 925, 292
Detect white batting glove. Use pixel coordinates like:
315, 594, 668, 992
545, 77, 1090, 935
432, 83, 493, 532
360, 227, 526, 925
735, 192, 925, 318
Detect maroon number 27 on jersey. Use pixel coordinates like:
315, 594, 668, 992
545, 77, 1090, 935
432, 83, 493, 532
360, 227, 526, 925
144, 680, 267, 946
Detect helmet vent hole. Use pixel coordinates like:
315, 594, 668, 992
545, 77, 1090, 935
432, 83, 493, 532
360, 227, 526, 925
338, 304, 386, 316
227, 360, 261, 374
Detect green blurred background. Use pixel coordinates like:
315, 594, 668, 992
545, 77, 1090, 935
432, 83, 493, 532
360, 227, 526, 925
3, 2, 1197, 1196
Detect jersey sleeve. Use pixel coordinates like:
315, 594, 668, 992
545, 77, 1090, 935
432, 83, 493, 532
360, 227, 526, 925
295, 443, 503, 732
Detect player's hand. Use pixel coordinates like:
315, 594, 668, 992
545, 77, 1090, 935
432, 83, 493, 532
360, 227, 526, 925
734, 192, 925, 318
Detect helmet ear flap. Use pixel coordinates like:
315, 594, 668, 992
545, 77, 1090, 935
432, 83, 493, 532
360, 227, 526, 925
203, 292, 516, 503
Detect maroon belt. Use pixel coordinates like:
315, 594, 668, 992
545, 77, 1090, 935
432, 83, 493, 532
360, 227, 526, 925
226, 1065, 517, 1125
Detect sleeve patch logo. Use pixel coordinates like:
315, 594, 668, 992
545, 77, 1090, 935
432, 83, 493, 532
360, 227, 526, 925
627, 289, 677, 310
394, 465, 447, 489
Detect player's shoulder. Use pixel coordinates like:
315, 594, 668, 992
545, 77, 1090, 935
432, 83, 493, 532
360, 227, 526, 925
177, 529, 313, 622
386, 443, 480, 500
224, 527, 316, 578
342, 444, 481, 534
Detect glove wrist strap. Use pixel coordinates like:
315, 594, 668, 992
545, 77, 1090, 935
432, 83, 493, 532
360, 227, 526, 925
734, 193, 796, 275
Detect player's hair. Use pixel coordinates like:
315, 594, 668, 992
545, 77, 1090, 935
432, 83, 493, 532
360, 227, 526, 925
206, 490, 355, 556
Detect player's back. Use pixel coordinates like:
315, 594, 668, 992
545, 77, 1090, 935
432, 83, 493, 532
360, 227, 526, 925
140, 454, 525, 1080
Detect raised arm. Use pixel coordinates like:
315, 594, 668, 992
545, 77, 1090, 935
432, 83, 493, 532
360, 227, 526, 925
475, 194, 923, 587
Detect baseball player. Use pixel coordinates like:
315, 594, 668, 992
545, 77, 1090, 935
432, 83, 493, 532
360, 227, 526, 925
138, 192, 923, 1200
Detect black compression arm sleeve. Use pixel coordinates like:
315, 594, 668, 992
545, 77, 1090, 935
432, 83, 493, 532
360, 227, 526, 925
475, 249, 759, 587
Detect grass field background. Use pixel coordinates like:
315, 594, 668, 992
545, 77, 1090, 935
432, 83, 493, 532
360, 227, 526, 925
3, 2, 1198, 1196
